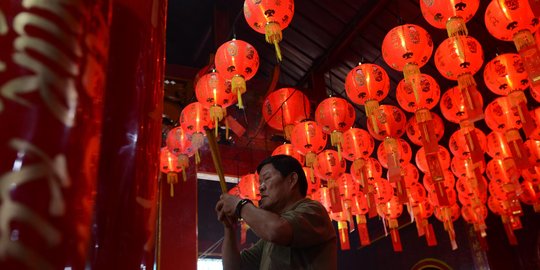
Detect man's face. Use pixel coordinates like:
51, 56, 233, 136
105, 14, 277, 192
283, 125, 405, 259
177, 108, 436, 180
258, 163, 291, 213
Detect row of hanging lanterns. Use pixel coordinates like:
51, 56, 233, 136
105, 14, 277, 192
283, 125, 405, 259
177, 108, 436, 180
160, 0, 540, 252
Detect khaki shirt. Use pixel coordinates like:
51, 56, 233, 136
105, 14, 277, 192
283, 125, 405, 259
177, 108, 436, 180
240, 198, 337, 270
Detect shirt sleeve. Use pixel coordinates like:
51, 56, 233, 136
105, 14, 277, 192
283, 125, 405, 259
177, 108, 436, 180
240, 239, 264, 270
280, 200, 335, 248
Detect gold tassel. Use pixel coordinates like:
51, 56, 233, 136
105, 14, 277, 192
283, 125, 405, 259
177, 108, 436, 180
330, 131, 343, 161
177, 155, 189, 182
210, 106, 224, 137
232, 75, 246, 109
225, 116, 229, 140
265, 22, 283, 61
446, 16, 468, 37
513, 29, 535, 51
457, 73, 476, 110
403, 63, 421, 103
167, 172, 178, 197
364, 99, 380, 134
306, 151, 317, 168
284, 124, 295, 141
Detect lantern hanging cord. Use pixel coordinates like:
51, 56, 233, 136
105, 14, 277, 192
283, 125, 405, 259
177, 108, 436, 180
198, 237, 224, 259
229, 8, 244, 41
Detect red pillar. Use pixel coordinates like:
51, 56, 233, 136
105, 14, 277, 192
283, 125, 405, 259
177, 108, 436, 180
0, 1, 112, 269
89, 0, 167, 269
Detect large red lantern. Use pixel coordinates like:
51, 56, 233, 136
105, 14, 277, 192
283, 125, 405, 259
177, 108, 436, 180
396, 73, 440, 112
451, 156, 486, 178
485, 131, 512, 159
440, 86, 484, 123
195, 71, 236, 136
367, 105, 407, 141
243, 0, 294, 61
376, 138, 412, 168
290, 121, 327, 167
485, 0, 540, 91
314, 149, 346, 181
315, 97, 356, 159
420, 0, 480, 36
303, 167, 321, 196
215, 39, 259, 108
166, 127, 196, 181
483, 53, 530, 95
448, 128, 487, 160
341, 128, 374, 172
272, 143, 305, 165
382, 24, 433, 102
415, 145, 452, 173
344, 63, 390, 129
350, 157, 383, 189
263, 88, 310, 139
179, 102, 214, 163
406, 112, 444, 146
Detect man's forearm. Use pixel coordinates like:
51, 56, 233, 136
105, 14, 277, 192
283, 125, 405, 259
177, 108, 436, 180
240, 204, 292, 245
222, 227, 241, 270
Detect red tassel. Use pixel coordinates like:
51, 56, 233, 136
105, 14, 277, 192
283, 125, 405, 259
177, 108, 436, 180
426, 223, 437, 247
390, 229, 402, 252
356, 215, 371, 246
338, 221, 350, 250
503, 221, 518, 245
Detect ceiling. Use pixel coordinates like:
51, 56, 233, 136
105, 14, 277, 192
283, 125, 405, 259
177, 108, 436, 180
163, 0, 524, 152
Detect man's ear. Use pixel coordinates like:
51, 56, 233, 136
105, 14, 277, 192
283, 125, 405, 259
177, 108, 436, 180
288, 172, 299, 189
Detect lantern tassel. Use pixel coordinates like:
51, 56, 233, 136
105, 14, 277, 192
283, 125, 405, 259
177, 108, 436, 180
403, 63, 421, 103
284, 124, 294, 141
446, 16, 468, 37
232, 75, 246, 109
167, 172, 178, 197
178, 155, 190, 182
356, 214, 371, 246
364, 100, 380, 134
338, 221, 351, 250
265, 22, 283, 62
513, 30, 540, 90
331, 131, 343, 161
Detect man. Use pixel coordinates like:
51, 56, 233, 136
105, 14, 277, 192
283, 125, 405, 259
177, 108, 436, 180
215, 154, 337, 270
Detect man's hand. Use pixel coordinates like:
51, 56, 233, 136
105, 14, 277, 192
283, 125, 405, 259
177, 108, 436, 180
215, 193, 242, 228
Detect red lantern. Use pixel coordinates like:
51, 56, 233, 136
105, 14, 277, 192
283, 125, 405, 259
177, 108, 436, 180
341, 128, 374, 164
435, 35, 484, 80
377, 196, 404, 252
263, 88, 310, 139
350, 157, 383, 188
382, 24, 433, 104
420, 0, 480, 36
215, 39, 259, 108
406, 112, 445, 146
351, 191, 371, 246
272, 143, 305, 166
434, 204, 460, 223
483, 53, 530, 95
524, 139, 540, 166
448, 128, 487, 160
315, 97, 356, 159
329, 211, 352, 250
370, 178, 394, 205
451, 156, 486, 178
486, 158, 520, 186
430, 190, 458, 209
440, 86, 484, 123
337, 173, 358, 201
314, 150, 346, 181
400, 163, 420, 188
290, 121, 328, 167
160, 147, 181, 197
485, 0, 538, 41
195, 71, 236, 135
303, 167, 321, 196
423, 170, 456, 194
456, 175, 488, 204
415, 145, 452, 173
382, 24, 433, 71
485, 96, 523, 132
367, 105, 407, 141
519, 180, 540, 211
377, 138, 412, 168
345, 63, 390, 128
166, 127, 195, 181
179, 102, 213, 162
486, 131, 513, 159
238, 173, 261, 201
530, 107, 540, 140
408, 181, 427, 205
243, 0, 294, 61
396, 73, 441, 112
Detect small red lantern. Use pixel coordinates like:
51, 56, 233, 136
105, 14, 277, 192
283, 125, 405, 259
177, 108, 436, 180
408, 181, 427, 205
195, 71, 236, 136
519, 180, 540, 212
423, 170, 456, 194
415, 145, 452, 173
406, 112, 445, 146
400, 163, 420, 188
272, 143, 305, 166
420, 0, 480, 36
382, 24, 433, 71
350, 157, 383, 188
315, 97, 356, 159
303, 167, 321, 196
377, 196, 404, 252
382, 24, 433, 103
337, 173, 358, 201
215, 39, 259, 108
166, 127, 196, 181
524, 139, 540, 166
448, 128, 487, 160
179, 102, 214, 163
160, 147, 181, 197
329, 211, 352, 250
440, 86, 484, 123
485, 131, 513, 159
483, 53, 530, 95
377, 138, 412, 168
367, 105, 407, 141
451, 156, 486, 178
371, 178, 394, 205
396, 73, 440, 112
290, 121, 327, 167
238, 173, 261, 201
530, 107, 540, 140
243, 0, 294, 61
263, 88, 310, 139
341, 128, 374, 166
484, 0, 538, 41
345, 63, 390, 129
314, 149, 346, 181
435, 35, 484, 80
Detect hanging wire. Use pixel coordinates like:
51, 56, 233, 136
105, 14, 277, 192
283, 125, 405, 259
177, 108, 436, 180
198, 237, 224, 259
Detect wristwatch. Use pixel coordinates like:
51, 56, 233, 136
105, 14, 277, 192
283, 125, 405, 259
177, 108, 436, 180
235, 199, 253, 219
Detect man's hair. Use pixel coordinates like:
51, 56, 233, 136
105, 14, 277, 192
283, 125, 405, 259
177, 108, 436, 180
256, 154, 308, 197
